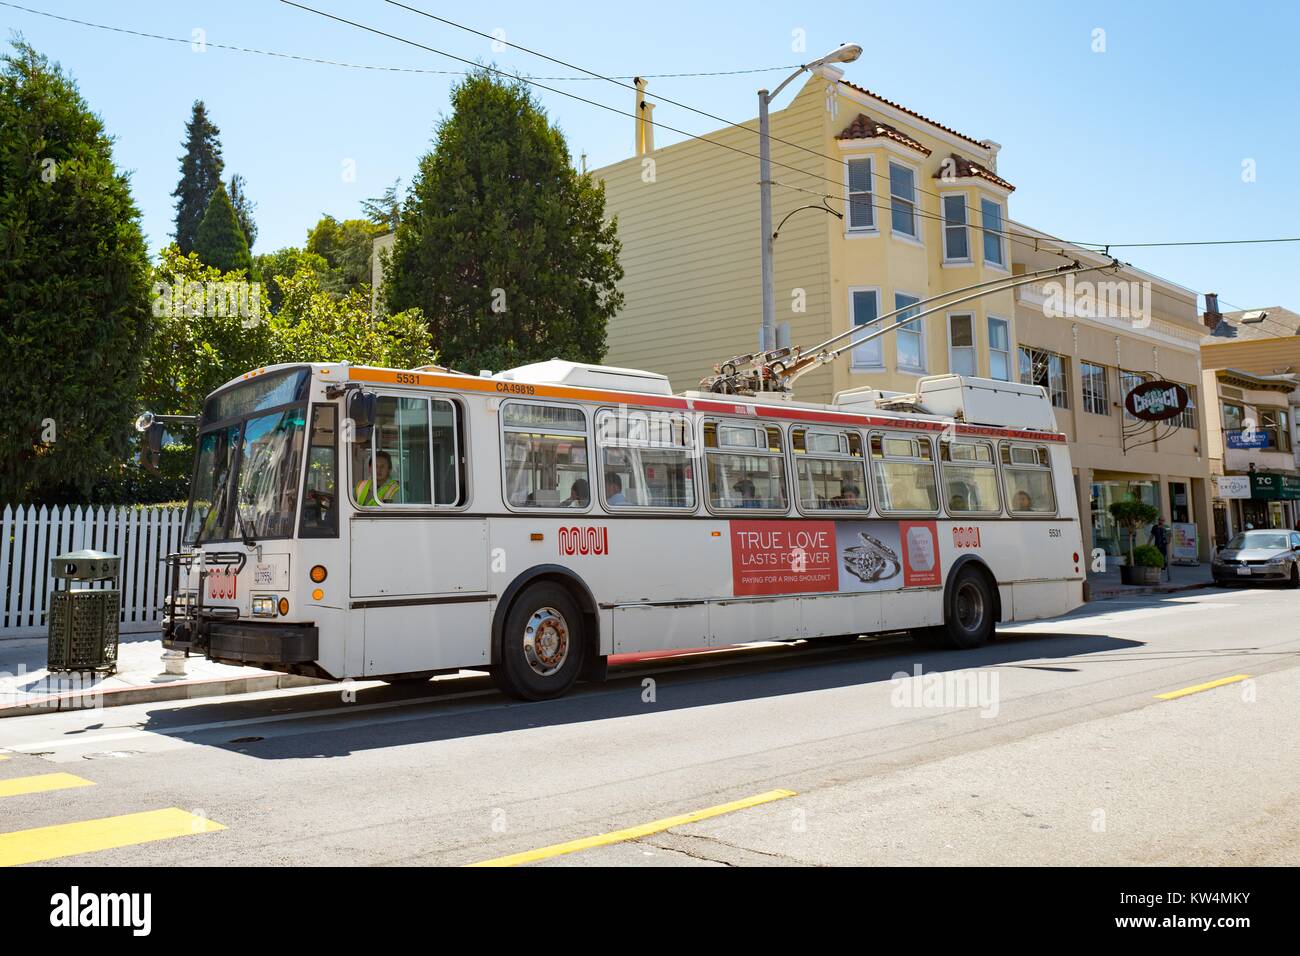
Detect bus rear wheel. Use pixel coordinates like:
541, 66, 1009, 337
493, 582, 586, 701
942, 567, 995, 649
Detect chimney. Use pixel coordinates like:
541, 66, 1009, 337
1203, 292, 1222, 329
634, 77, 655, 156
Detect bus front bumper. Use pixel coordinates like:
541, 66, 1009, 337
166, 616, 319, 666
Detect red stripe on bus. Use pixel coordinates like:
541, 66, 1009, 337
346, 367, 1067, 443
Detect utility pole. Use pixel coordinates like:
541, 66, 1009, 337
756, 44, 861, 355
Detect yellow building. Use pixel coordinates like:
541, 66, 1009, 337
594, 68, 1215, 559
595, 67, 1014, 401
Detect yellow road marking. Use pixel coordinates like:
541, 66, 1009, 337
0, 772, 95, 798
0, 755, 9, 761
0, 808, 225, 867
469, 788, 798, 867
1156, 674, 1251, 701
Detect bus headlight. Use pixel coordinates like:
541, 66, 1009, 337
252, 595, 278, 618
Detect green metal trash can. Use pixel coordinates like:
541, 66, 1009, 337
47, 549, 121, 674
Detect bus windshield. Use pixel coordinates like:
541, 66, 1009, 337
184, 369, 310, 545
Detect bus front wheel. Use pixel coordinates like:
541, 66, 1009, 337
493, 582, 587, 701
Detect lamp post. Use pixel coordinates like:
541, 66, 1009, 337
757, 43, 861, 353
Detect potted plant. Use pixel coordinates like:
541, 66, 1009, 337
1128, 544, 1165, 585
1109, 497, 1160, 584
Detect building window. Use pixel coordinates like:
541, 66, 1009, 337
1020, 347, 1069, 408
889, 162, 918, 239
1222, 401, 1244, 433
1171, 385, 1197, 429
981, 198, 1005, 267
1262, 409, 1292, 452
850, 288, 882, 368
941, 195, 969, 261
1081, 362, 1110, 415
1120, 370, 1147, 421
846, 158, 874, 231
895, 293, 924, 371
987, 317, 1010, 381
948, 313, 976, 376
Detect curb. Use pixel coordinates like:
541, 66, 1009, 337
1088, 580, 1216, 601
0, 672, 328, 719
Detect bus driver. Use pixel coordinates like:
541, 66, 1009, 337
356, 450, 401, 505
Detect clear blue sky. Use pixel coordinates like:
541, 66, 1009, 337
5, 0, 1297, 313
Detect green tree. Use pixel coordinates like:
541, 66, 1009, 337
1109, 497, 1160, 566
306, 215, 386, 294
140, 247, 273, 419
252, 246, 332, 313
194, 180, 252, 274
171, 100, 224, 254
385, 70, 623, 373
269, 269, 433, 369
0, 42, 152, 503
361, 177, 402, 231
229, 172, 257, 251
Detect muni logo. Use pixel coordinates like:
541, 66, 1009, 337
558, 526, 609, 556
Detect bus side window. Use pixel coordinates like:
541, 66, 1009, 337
595, 408, 696, 511
1000, 443, 1057, 514
353, 397, 433, 506
792, 427, 869, 512
939, 438, 1000, 515
704, 421, 788, 512
501, 402, 590, 509
869, 433, 939, 514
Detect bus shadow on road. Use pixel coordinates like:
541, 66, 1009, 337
131, 628, 1140, 760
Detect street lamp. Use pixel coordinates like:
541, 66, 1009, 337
758, 44, 861, 353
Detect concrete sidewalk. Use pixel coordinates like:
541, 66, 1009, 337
0, 630, 324, 718
1086, 561, 1214, 600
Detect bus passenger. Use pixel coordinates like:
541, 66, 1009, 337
356, 450, 400, 505
1013, 489, 1032, 511
566, 478, 590, 507
732, 478, 761, 508
830, 483, 861, 509
605, 472, 627, 505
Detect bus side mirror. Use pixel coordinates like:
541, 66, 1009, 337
347, 390, 378, 443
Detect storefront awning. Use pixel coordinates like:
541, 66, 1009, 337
1250, 473, 1300, 500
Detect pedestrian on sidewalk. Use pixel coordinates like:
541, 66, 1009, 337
1150, 519, 1170, 582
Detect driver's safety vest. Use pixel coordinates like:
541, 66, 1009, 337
355, 477, 399, 506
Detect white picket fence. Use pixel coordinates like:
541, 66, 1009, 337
0, 504, 187, 640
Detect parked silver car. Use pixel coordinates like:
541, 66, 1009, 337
1212, 529, 1300, 587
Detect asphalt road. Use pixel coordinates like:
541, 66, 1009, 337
2, 584, 1298, 867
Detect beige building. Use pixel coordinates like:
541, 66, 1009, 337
593, 70, 1215, 559
1010, 229, 1213, 560
1201, 301, 1300, 535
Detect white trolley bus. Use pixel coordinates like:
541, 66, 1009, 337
158, 359, 1086, 700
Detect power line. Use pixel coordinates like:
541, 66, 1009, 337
277, 2, 1058, 257
1103, 237, 1300, 249
383, 0, 1087, 257
0, 2, 798, 80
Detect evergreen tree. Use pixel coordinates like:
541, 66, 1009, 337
229, 173, 257, 251
171, 100, 224, 253
0, 42, 152, 502
193, 181, 251, 274
385, 70, 623, 373
361, 177, 402, 231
